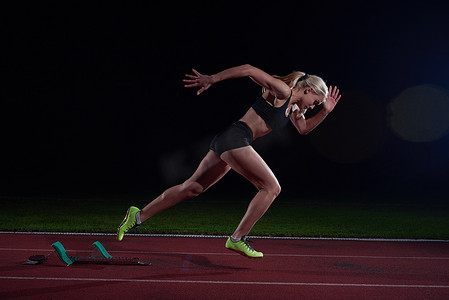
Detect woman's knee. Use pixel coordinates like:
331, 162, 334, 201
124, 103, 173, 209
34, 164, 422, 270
270, 182, 282, 198
274, 182, 282, 197
180, 180, 205, 199
260, 180, 281, 199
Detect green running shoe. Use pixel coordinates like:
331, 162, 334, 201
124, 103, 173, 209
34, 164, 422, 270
225, 236, 263, 258
116, 206, 141, 241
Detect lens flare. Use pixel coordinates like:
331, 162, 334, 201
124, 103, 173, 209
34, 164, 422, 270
388, 85, 449, 142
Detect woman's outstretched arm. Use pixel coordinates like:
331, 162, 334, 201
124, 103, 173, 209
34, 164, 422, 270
184, 64, 290, 99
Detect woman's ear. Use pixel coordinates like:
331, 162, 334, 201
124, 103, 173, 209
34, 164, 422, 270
304, 87, 313, 94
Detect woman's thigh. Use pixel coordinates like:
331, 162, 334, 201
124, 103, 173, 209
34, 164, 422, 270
186, 150, 231, 192
220, 146, 280, 192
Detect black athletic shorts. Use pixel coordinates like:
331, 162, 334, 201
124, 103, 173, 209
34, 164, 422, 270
209, 121, 254, 157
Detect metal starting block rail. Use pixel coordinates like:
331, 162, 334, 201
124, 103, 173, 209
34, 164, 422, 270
23, 241, 151, 266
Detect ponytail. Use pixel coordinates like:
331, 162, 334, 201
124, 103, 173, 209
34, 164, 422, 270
267, 71, 329, 99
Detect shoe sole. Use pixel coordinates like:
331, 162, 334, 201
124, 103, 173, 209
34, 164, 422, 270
225, 246, 263, 259
116, 207, 132, 241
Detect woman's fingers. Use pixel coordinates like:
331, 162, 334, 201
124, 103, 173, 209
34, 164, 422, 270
333, 86, 339, 97
183, 68, 211, 95
328, 85, 340, 99
184, 82, 200, 88
183, 79, 198, 83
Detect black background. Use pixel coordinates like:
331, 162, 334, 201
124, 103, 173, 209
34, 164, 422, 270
3, 1, 449, 200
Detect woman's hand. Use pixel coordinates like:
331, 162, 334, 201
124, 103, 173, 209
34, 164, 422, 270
323, 85, 341, 114
183, 69, 213, 95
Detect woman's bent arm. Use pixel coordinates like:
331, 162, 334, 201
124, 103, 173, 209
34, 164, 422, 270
291, 85, 341, 135
291, 109, 329, 135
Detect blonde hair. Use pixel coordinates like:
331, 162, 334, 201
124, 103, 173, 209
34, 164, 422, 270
262, 71, 328, 119
271, 71, 329, 99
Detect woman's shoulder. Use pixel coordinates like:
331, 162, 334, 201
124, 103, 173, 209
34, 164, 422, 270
260, 90, 290, 108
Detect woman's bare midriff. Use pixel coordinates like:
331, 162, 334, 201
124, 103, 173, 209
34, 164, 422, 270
239, 108, 272, 139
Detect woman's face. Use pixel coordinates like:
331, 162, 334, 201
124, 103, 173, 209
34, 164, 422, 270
298, 87, 326, 110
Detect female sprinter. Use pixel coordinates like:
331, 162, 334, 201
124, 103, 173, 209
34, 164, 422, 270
117, 64, 341, 258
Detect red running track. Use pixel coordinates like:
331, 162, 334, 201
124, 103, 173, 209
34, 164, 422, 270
0, 233, 448, 299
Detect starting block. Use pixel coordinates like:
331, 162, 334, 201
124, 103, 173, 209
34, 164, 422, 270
23, 241, 150, 266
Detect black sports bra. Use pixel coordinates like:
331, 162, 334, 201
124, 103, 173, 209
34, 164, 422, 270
251, 90, 292, 130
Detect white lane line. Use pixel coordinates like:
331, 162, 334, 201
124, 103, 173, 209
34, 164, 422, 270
1, 231, 448, 243
1, 248, 449, 260
266, 254, 449, 260
1, 276, 449, 289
